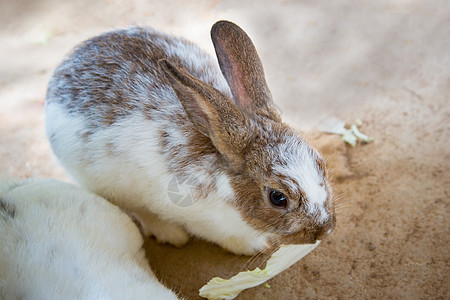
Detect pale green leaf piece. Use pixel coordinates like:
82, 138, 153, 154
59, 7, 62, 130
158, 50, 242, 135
341, 129, 357, 146
351, 124, 373, 143
318, 117, 373, 146
199, 241, 321, 300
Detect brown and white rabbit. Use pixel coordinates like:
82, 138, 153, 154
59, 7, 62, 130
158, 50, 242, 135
0, 178, 180, 299
45, 21, 335, 255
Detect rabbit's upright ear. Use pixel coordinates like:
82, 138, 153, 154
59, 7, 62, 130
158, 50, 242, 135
159, 59, 252, 169
211, 21, 280, 121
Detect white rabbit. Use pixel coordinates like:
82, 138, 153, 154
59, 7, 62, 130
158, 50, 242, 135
0, 178, 180, 300
45, 21, 335, 255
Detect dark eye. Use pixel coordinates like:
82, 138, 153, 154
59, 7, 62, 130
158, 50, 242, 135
269, 190, 288, 208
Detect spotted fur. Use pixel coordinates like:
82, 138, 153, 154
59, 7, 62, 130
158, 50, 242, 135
46, 21, 335, 255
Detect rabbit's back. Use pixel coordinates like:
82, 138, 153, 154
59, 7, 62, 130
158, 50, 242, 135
46, 26, 231, 130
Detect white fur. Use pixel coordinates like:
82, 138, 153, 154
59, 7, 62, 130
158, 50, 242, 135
46, 104, 272, 255
273, 136, 329, 223
0, 178, 179, 300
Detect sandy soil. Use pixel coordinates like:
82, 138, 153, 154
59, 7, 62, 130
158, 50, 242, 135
1, 0, 449, 299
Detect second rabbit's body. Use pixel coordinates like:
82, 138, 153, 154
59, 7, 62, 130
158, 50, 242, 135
0, 178, 179, 299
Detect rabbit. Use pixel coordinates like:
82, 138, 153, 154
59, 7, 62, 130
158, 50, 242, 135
0, 178, 180, 300
45, 20, 336, 256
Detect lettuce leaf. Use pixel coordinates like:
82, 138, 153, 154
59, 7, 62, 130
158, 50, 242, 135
199, 241, 321, 300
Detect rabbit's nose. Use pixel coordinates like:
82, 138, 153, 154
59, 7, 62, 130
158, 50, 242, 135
316, 216, 336, 241
307, 219, 335, 243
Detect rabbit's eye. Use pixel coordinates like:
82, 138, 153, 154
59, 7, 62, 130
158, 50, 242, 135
269, 190, 288, 208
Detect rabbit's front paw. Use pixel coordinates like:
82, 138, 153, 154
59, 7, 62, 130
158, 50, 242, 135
133, 209, 189, 247
152, 222, 190, 248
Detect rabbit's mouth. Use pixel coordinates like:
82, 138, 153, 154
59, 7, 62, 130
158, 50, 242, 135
286, 215, 336, 245
261, 215, 335, 249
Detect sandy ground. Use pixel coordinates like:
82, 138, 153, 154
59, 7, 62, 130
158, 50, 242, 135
1, 0, 449, 299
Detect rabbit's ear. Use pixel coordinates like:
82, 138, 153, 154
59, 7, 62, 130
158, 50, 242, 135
159, 60, 251, 168
211, 21, 280, 120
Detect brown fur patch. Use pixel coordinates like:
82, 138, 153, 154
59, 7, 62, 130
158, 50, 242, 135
316, 157, 328, 177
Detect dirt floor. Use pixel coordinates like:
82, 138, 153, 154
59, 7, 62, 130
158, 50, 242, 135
1, 0, 449, 299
